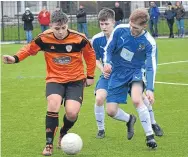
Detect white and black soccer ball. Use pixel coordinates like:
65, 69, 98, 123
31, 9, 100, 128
61, 133, 83, 155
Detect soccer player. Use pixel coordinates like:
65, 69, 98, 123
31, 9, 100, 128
92, 8, 136, 140
103, 8, 159, 149
2, 11, 96, 156
92, 8, 163, 140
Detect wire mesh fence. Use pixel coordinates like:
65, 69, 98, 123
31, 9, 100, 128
1, 1, 188, 42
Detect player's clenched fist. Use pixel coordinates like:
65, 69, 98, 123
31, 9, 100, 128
2, 55, 15, 64
103, 63, 112, 74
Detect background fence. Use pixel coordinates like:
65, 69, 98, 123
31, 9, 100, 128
1, 1, 188, 42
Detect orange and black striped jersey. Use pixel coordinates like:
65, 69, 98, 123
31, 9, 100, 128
14, 29, 96, 83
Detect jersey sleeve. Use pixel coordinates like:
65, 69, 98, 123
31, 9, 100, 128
91, 38, 100, 60
82, 39, 96, 78
15, 37, 41, 62
145, 40, 158, 91
103, 28, 119, 64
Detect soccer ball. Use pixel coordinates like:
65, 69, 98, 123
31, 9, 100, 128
61, 133, 83, 155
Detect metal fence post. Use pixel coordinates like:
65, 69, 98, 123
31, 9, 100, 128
17, 2, 20, 42
1, 1, 4, 41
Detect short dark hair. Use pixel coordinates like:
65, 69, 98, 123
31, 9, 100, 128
51, 10, 69, 24
98, 8, 115, 21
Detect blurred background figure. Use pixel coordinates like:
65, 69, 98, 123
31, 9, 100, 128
38, 6, 50, 32
76, 5, 89, 38
112, 2, 124, 27
148, 1, 160, 37
164, 2, 176, 38
22, 7, 34, 43
175, 1, 185, 38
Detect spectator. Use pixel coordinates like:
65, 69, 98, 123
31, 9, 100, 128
76, 5, 89, 38
148, 2, 160, 37
22, 7, 34, 43
38, 6, 50, 32
112, 2, 124, 26
164, 2, 176, 38
175, 1, 185, 38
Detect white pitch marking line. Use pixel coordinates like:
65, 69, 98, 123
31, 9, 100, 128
158, 60, 188, 66
155, 81, 188, 86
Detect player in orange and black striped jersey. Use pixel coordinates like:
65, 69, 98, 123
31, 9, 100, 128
2, 11, 96, 156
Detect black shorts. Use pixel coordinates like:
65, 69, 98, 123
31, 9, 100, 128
46, 79, 84, 104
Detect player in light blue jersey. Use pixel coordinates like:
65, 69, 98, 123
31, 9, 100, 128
92, 8, 136, 139
104, 8, 158, 149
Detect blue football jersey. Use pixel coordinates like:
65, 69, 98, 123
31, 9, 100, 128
103, 24, 158, 91
91, 32, 108, 64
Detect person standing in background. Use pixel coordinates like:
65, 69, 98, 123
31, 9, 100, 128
148, 2, 160, 38
175, 1, 185, 38
22, 7, 34, 43
76, 5, 89, 38
164, 2, 176, 38
112, 2, 124, 27
38, 6, 50, 32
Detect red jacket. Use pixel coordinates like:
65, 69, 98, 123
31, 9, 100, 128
38, 11, 50, 26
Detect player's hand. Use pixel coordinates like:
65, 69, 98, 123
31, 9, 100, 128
146, 90, 155, 105
2, 55, 15, 64
85, 79, 94, 87
103, 71, 110, 79
103, 63, 112, 75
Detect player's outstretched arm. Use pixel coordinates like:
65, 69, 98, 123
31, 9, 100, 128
2, 55, 16, 64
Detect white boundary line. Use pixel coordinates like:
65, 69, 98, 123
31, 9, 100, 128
158, 60, 188, 66
155, 81, 188, 86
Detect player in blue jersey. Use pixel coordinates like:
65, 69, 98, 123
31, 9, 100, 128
92, 8, 136, 139
103, 8, 159, 149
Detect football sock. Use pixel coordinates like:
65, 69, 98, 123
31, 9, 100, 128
143, 96, 156, 124
94, 104, 105, 131
113, 108, 130, 122
45, 111, 59, 145
136, 105, 153, 136
60, 115, 77, 136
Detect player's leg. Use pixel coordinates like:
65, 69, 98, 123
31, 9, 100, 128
131, 82, 157, 149
42, 82, 64, 156
106, 85, 136, 140
143, 93, 163, 137
94, 77, 108, 138
95, 89, 107, 138
58, 80, 84, 147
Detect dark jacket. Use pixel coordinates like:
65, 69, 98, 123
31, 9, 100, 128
76, 8, 87, 23
22, 10, 34, 31
112, 7, 124, 21
175, 6, 185, 20
164, 6, 176, 20
148, 6, 160, 20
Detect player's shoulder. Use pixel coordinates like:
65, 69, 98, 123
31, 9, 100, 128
114, 24, 130, 31
144, 31, 156, 45
68, 29, 87, 38
92, 32, 105, 41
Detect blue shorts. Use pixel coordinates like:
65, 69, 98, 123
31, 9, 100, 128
95, 75, 109, 93
106, 84, 128, 104
107, 69, 145, 103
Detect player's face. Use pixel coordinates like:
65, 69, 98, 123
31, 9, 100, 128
129, 21, 145, 37
50, 22, 68, 40
99, 19, 115, 37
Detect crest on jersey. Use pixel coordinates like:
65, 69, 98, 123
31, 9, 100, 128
66, 45, 72, 52
137, 43, 145, 51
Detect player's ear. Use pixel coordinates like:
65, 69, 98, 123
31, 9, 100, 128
143, 24, 147, 29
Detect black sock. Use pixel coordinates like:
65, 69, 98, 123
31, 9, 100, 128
60, 115, 77, 136
46, 111, 59, 145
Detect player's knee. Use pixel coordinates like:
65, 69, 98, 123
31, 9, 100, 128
132, 98, 142, 107
66, 110, 78, 121
106, 108, 116, 117
95, 95, 106, 106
